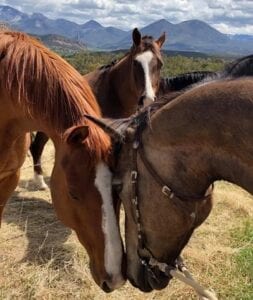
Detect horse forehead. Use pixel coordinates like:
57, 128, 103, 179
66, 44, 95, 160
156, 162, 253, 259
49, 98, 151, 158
135, 50, 154, 65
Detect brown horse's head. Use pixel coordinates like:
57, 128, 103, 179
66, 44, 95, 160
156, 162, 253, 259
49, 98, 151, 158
130, 28, 166, 107
50, 124, 125, 292
84, 110, 213, 293
112, 131, 212, 292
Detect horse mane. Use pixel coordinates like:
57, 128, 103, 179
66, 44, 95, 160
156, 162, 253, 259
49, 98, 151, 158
0, 31, 110, 160
159, 71, 217, 94
141, 35, 163, 62
223, 54, 253, 77
99, 58, 118, 70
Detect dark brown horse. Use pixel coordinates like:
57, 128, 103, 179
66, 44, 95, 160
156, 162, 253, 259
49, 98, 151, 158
88, 77, 253, 292
30, 28, 166, 189
0, 31, 124, 292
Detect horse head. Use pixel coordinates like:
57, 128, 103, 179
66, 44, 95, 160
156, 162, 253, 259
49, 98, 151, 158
83, 111, 213, 291
50, 123, 126, 292
130, 28, 166, 107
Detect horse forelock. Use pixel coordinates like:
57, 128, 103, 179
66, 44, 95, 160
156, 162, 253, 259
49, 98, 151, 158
141, 35, 163, 60
0, 31, 110, 161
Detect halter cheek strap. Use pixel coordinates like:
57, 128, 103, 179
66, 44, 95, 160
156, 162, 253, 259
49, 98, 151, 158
128, 115, 216, 300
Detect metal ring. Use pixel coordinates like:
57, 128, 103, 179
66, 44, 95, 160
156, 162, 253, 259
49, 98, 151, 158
162, 185, 171, 196
131, 170, 138, 182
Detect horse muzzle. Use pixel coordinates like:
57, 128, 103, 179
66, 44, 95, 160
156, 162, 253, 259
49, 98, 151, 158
100, 274, 126, 292
127, 257, 171, 292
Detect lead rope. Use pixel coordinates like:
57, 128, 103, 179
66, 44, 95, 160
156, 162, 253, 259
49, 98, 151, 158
149, 257, 218, 300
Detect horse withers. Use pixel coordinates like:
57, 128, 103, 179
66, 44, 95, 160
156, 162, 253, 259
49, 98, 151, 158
30, 28, 166, 190
88, 77, 253, 292
0, 31, 124, 292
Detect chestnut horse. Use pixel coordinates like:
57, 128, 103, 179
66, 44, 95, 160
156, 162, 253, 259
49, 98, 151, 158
30, 28, 166, 189
87, 77, 253, 292
0, 31, 124, 292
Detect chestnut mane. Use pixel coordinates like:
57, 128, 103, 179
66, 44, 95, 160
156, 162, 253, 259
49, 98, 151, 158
0, 31, 110, 160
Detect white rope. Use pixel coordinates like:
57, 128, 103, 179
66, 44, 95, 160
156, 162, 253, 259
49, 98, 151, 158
170, 268, 218, 300
149, 258, 218, 300
20, 156, 55, 171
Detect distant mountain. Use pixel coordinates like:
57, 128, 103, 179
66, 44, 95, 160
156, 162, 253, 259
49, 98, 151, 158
34, 34, 87, 53
0, 5, 26, 24
115, 19, 253, 54
0, 20, 13, 31
1, 5, 253, 54
81, 20, 103, 30
228, 34, 253, 42
0, 5, 127, 48
77, 22, 127, 48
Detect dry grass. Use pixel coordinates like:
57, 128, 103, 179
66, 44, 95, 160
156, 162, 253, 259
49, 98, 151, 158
0, 141, 252, 299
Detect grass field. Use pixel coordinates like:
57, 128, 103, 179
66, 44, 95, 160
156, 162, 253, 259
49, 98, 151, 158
0, 141, 252, 300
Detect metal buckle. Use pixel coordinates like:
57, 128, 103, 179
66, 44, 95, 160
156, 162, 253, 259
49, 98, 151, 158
133, 140, 139, 149
162, 185, 171, 197
131, 171, 138, 182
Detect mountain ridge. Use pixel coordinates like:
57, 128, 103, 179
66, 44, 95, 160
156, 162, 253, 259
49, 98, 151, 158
1, 5, 253, 54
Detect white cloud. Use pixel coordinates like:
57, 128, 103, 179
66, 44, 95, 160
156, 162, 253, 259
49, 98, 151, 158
214, 23, 253, 35
2, 0, 253, 34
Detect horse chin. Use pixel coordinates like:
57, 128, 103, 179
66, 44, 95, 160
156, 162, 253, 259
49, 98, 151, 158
146, 268, 171, 291
128, 261, 171, 292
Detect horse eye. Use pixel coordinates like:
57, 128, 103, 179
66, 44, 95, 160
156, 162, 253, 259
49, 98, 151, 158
69, 191, 79, 201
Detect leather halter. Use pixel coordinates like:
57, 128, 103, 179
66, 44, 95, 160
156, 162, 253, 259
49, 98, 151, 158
128, 112, 213, 276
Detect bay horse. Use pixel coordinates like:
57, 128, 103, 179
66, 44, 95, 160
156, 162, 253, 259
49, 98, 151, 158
0, 31, 125, 292
30, 28, 166, 189
86, 77, 253, 292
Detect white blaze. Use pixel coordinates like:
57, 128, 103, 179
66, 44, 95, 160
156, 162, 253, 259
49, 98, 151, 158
95, 161, 124, 289
135, 50, 155, 101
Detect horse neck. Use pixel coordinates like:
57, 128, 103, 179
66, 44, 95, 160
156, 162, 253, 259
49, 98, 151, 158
147, 80, 253, 197
0, 115, 30, 174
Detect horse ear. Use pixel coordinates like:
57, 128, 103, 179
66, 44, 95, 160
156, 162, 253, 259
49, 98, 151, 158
64, 125, 89, 146
156, 32, 166, 48
132, 28, 141, 47
83, 114, 126, 142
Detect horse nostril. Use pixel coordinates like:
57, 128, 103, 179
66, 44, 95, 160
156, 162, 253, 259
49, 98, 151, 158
101, 281, 112, 293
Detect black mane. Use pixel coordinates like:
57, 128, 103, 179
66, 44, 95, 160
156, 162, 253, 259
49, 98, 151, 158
159, 71, 217, 94
99, 59, 118, 70
159, 54, 253, 95
222, 54, 253, 77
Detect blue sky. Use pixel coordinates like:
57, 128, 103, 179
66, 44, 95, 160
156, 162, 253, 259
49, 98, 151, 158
2, 0, 253, 34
